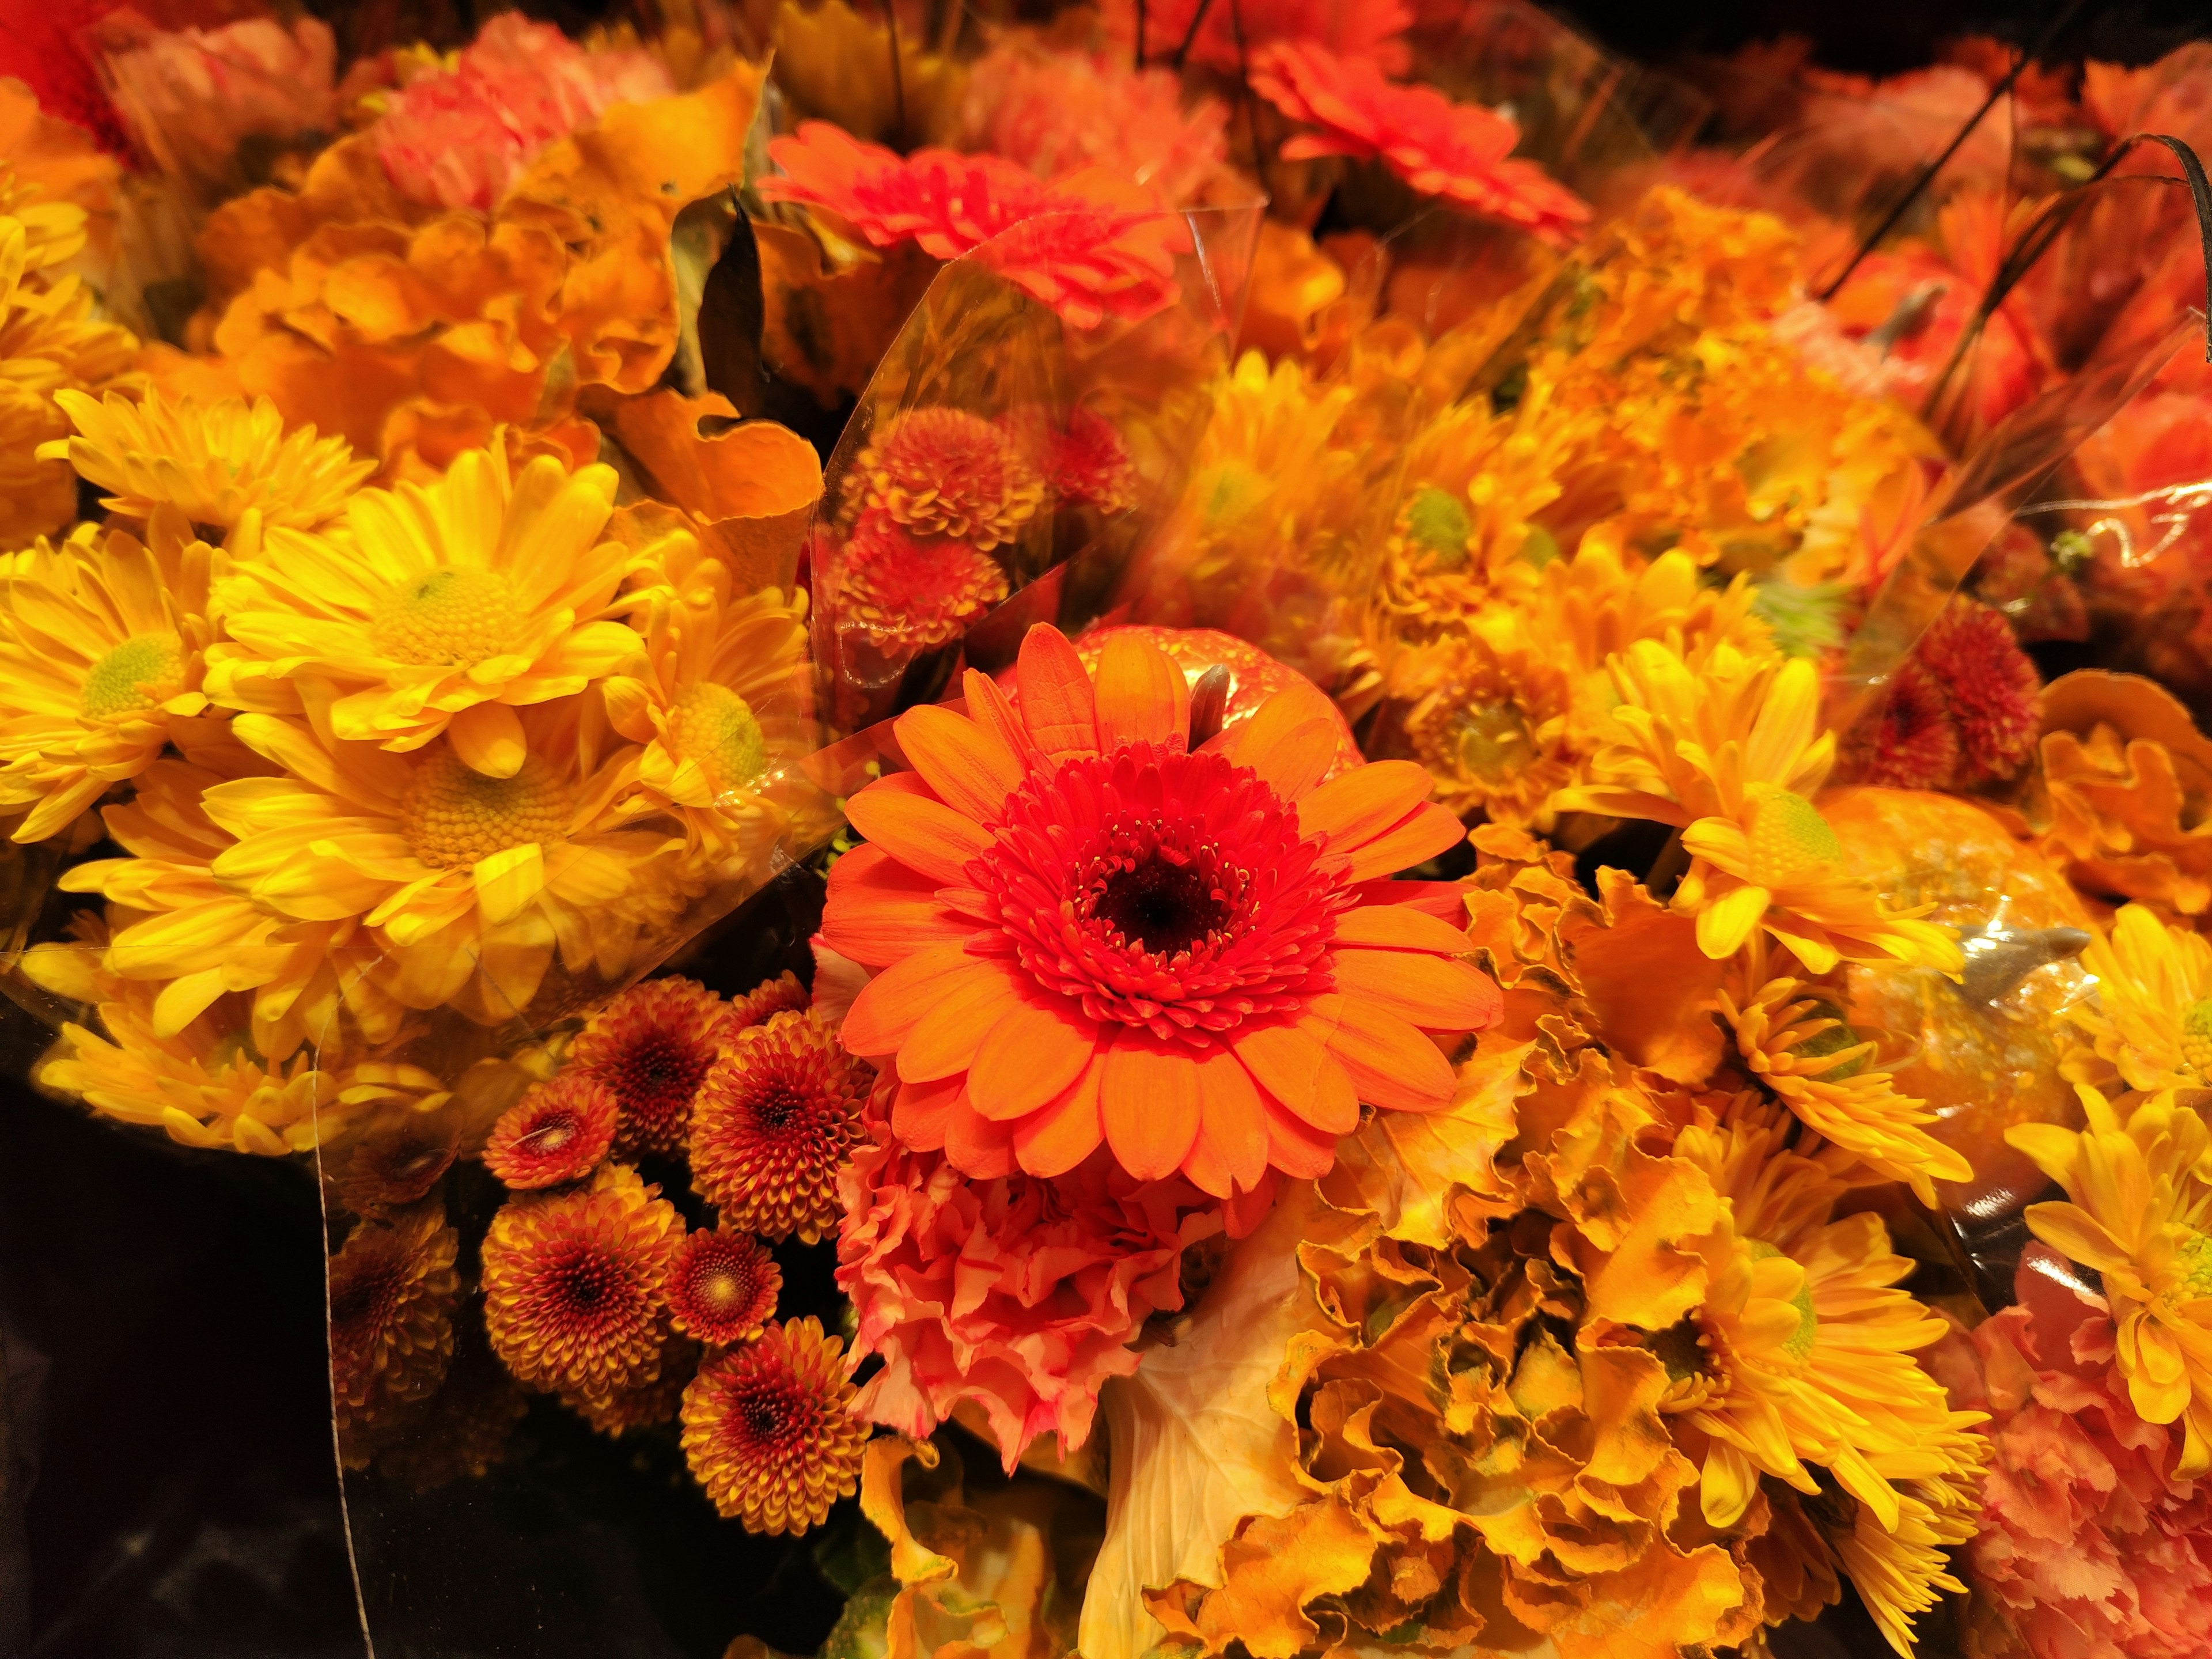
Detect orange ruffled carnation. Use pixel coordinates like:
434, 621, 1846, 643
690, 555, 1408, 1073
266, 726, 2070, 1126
823, 626, 1498, 1197
566, 976, 735, 1158
680, 1316, 869, 1534
1249, 42, 1591, 248
483, 1073, 618, 1190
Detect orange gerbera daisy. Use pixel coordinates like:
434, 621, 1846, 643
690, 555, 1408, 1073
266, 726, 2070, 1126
823, 626, 1497, 1196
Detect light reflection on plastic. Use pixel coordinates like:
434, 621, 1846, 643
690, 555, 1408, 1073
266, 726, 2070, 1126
2020, 480, 2212, 568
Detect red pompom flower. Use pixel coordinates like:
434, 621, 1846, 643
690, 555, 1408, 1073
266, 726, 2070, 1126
666, 1228, 781, 1347
483, 1074, 619, 1190
567, 977, 734, 1158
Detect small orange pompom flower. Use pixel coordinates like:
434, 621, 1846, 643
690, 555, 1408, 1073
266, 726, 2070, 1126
730, 970, 810, 1030
690, 1012, 872, 1243
480, 1163, 683, 1399
680, 1316, 869, 1534
567, 977, 735, 1158
834, 512, 1011, 653
483, 1074, 619, 1190
854, 407, 1044, 552
822, 626, 1498, 1197
328, 1203, 461, 1415
666, 1229, 782, 1347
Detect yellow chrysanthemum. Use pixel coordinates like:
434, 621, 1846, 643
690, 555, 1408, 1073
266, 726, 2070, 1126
1556, 638, 1959, 974
1718, 956, 1971, 1203
2064, 903, 2212, 1099
206, 443, 647, 770
1401, 613, 1575, 827
201, 700, 685, 1024
1656, 1112, 1986, 1654
600, 527, 816, 855
38, 387, 373, 532
2010, 1088, 2212, 1474
0, 512, 218, 842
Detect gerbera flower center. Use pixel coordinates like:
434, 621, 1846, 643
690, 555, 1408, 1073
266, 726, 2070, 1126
371, 567, 526, 668
1453, 703, 1537, 786
81, 632, 186, 718
2182, 998, 2212, 1080
667, 683, 766, 796
1748, 787, 1844, 885
987, 745, 1344, 1039
400, 747, 575, 869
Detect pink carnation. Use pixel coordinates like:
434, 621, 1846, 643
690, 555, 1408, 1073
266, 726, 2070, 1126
93, 13, 338, 186
1947, 1246, 2212, 1659
372, 14, 673, 213
959, 40, 1229, 206
836, 1107, 1224, 1469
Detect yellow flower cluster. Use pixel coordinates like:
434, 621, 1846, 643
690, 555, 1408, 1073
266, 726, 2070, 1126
14, 388, 818, 1156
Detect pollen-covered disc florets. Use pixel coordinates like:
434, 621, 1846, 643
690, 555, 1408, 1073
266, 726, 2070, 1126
689, 1012, 872, 1243
566, 976, 735, 1157
666, 1228, 781, 1347
679, 1316, 868, 1534
483, 1073, 618, 1190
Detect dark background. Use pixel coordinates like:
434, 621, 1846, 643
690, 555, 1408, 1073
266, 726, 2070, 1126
4, 0, 2206, 1654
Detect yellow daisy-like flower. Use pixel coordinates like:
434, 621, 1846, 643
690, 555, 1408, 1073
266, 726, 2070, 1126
1718, 957, 1971, 1203
1656, 1112, 1986, 1654
1401, 613, 1575, 827
203, 699, 684, 1024
1556, 638, 1959, 975
601, 527, 816, 854
0, 513, 215, 842
2009, 1088, 2212, 1474
2063, 902, 2212, 1099
38, 387, 373, 532
207, 443, 647, 771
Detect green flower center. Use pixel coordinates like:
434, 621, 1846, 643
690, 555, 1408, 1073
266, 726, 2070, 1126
2179, 1230, 2212, 1298
81, 632, 185, 719
1748, 787, 1843, 885
1453, 702, 1536, 786
372, 568, 525, 668
1404, 486, 1471, 565
400, 746, 575, 869
668, 683, 767, 797
1749, 1238, 1819, 1365
2182, 999, 2212, 1080
1790, 998, 1867, 1081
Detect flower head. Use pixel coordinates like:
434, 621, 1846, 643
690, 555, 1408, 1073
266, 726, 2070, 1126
730, 970, 810, 1029
2010, 1089, 2212, 1473
328, 1202, 461, 1415
1863, 657, 1961, 789
2066, 905, 2212, 1100
666, 1228, 781, 1347
480, 1161, 683, 1399
680, 1315, 869, 1533
207, 444, 645, 763
831, 511, 1010, 654
855, 408, 1044, 553
40, 388, 372, 531
1027, 404, 1138, 515
325, 1107, 461, 1214
564, 1338, 698, 1437
825, 626, 1495, 1196
1250, 42, 1590, 247
567, 976, 736, 1158
960, 40, 1228, 204
690, 1010, 872, 1243
1912, 598, 2041, 785
1115, 0, 1412, 78
483, 1073, 618, 1189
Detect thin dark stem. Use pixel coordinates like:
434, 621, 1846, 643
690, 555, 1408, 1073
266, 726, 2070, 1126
1817, 0, 2091, 301
1171, 0, 1216, 72
1135, 0, 1147, 70
882, 0, 907, 151
1229, 0, 1267, 199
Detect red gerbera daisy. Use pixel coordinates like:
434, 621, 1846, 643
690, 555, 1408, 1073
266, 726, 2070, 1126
1916, 597, 2042, 784
856, 408, 1044, 552
483, 1074, 619, 1190
566, 977, 734, 1158
690, 1012, 873, 1244
666, 1228, 781, 1347
834, 510, 1012, 654
1864, 657, 1963, 790
759, 123, 1185, 327
680, 1316, 869, 1534
328, 1202, 461, 1415
480, 1162, 683, 1399
1249, 41, 1591, 248
1112, 0, 1413, 78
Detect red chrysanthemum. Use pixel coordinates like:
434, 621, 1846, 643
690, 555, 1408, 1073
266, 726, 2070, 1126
759, 123, 1185, 328
730, 970, 810, 1031
1112, 0, 1413, 78
328, 1203, 461, 1415
483, 1074, 619, 1190
838, 1115, 1219, 1469
679, 1316, 869, 1534
856, 408, 1044, 552
325, 1114, 462, 1215
1865, 656, 1963, 790
564, 1337, 699, 1437
1249, 41, 1592, 248
566, 977, 735, 1158
690, 1012, 873, 1244
666, 1228, 781, 1347
834, 511, 1011, 654
480, 1162, 683, 1399
1916, 597, 2042, 783
1010, 405, 1138, 515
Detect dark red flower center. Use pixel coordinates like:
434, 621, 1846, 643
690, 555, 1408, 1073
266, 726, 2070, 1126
980, 744, 1345, 1042
601, 1032, 714, 1141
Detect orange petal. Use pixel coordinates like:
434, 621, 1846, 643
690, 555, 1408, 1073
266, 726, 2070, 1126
1332, 949, 1500, 1029
821, 843, 978, 967
846, 784, 995, 886
968, 997, 1101, 1120
1014, 1059, 1105, 1177
897, 961, 1025, 1082
1017, 624, 1097, 756
1185, 1046, 1268, 1198
1218, 681, 1338, 793
961, 668, 1038, 772
1231, 1019, 1358, 1134
893, 1074, 961, 1150
1094, 631, 1187, 751
1099, 1029, 1202, 1180
1299, 760, 1434, 849
1331, 803, 1467, 882
1242, 716, 1339, 802
894, 703, 1027, 825
1354, 879, 1471, 921
1331, 904, 1474, 954
1264, 1099, 1338, 1179
944, 1094, 1018, 1179
842, 942, 990, 1056
1301, 993, 1453, 1112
